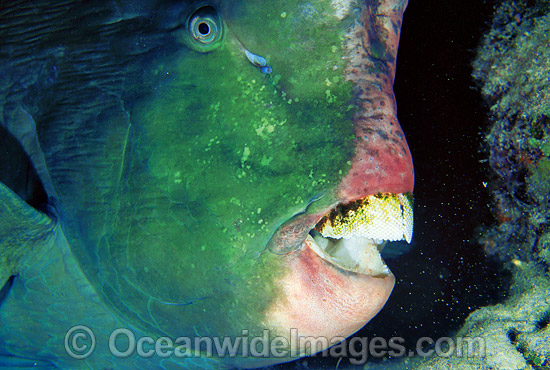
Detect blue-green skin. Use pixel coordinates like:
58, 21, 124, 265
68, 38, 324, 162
0, 0, 405, 369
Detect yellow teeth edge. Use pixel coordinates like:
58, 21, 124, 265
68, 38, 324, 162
315, 193, 414, 243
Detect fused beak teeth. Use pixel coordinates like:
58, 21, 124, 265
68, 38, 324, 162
306, 193, 413, 276
315, 193, 414, 243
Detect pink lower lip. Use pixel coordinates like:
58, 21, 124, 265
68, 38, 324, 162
265, 237, 395, 347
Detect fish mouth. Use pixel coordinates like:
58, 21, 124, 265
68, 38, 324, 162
303, 193, 413, 276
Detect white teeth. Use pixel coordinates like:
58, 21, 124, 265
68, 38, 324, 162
307, 193, 414, 276
331, 237, 389, 276
312, 233, 329, 250
307, 233, 389, 276
315, 193, 414, 244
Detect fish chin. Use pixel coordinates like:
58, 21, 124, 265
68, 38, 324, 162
262, 235, 395, 360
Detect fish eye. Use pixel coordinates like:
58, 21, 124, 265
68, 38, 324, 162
186, 5, 223, 51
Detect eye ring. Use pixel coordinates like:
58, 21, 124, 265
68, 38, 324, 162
185, 5, 223, 51
190, 16, 217, 44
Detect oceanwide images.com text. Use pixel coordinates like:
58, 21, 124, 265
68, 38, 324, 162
65, 326, 486, 364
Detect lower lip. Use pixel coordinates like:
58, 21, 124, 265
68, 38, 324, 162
265, 238, 395, 348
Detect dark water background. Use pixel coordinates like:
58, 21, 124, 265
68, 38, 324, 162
279, 0, 510, 368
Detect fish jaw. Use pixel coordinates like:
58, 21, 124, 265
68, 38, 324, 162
264, 236, 395, 356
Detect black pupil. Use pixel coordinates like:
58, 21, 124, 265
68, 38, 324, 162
198, 22, 210, 35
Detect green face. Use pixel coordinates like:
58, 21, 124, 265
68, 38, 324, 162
53, 0, 356, 344
0, 0, 415, 365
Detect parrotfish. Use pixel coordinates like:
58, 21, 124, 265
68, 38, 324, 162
0, 0, 413, 369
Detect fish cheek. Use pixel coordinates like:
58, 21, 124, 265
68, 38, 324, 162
118, 1, 358, 340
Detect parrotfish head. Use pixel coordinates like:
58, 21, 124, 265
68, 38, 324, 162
3, 0, 412, 367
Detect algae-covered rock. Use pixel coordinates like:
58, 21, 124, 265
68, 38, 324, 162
473, 0, 550, 267
411, 267, 549, 370
473, 0, 550, 122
